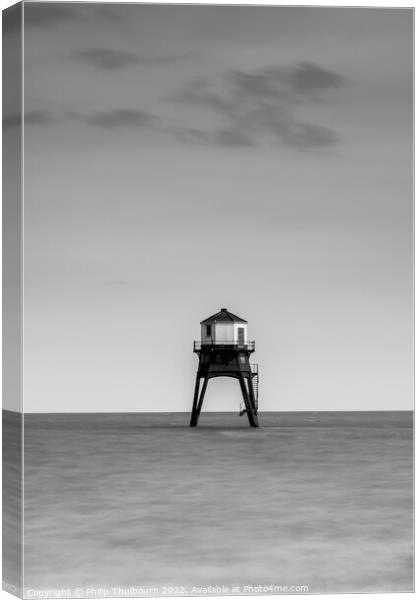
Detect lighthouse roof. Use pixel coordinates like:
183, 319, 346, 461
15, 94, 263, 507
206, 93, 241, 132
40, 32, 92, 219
201, 308, 247, 325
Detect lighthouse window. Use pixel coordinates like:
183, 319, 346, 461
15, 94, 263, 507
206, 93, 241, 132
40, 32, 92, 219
206, 325, 211, 336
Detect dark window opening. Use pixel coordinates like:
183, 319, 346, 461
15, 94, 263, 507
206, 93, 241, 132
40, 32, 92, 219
206, 325, 212, 336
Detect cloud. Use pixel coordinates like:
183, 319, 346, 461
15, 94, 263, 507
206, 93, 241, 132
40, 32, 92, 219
23, 3, 130, 29
74, 47, 191, 70
170, 61, 344, 150
18, 60, 342, 152
170, 126, 210, 145
94, 5, 128, 23
229, 63, 343, 100
26, 110, 52, 125
279, 122, 339, 149
138, 54, 191, 66
171, 125, 255, 147
214, 129, 255, 147
24, 3, 81, 28
83, 109, 156, 129
3, 110, 51, 130
75, 48, 141, 70
286, 62, 344, 95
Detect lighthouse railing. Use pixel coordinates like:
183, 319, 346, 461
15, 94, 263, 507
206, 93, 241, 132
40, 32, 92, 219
193, 340, 255, 351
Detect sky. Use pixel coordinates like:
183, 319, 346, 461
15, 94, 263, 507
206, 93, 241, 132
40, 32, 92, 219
5, 2, 413, 412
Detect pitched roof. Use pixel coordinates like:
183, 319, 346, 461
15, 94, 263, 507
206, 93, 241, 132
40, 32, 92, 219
201, 308, 247, 325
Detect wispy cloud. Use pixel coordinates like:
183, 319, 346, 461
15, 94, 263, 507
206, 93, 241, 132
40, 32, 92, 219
26, 110, 52, 126
83, 109, 156, 129
24, 3, 81, 28
170, 62, 345, 150
138, 54, 191, 66
74, 47, 191, 70
94, 5, 128, 23
19, 60, 343, 152
75, 48, 141, 70
24, 3, 130, 29
16, 107, 157, 132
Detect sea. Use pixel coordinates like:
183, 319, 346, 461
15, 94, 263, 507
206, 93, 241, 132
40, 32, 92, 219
4, 411, 414, 597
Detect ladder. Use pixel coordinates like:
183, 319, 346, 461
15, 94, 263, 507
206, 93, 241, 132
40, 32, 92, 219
239, 365, 259, 416
251, 364, 259, 410
252, 372, 259, 410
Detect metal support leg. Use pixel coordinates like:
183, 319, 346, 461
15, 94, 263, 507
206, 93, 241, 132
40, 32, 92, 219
238, 375, 259, 428
190, 375, 201, 427
194, 376, 209, 426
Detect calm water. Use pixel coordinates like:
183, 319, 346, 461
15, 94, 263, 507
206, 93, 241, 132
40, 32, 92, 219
20, 411, 413, 596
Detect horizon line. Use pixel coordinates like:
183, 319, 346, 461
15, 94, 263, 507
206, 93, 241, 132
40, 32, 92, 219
3, 408, 414, 415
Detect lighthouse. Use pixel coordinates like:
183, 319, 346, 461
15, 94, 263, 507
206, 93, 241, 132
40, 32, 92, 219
190, 308, 259, 428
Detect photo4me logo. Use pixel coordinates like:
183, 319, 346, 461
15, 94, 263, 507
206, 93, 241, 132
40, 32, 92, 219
190, 585, 310, 595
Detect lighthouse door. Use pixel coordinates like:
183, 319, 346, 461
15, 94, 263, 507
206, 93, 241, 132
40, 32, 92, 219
237, 327, 245, 346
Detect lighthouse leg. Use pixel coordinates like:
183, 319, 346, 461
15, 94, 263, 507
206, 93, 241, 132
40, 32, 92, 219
190, 375, 201, 427
246, 376, 259, 427
238, 375, 258, 428
194, 376, 209, 426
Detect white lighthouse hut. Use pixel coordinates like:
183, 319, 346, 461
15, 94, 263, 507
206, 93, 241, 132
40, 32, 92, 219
200, 308, 248, 346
